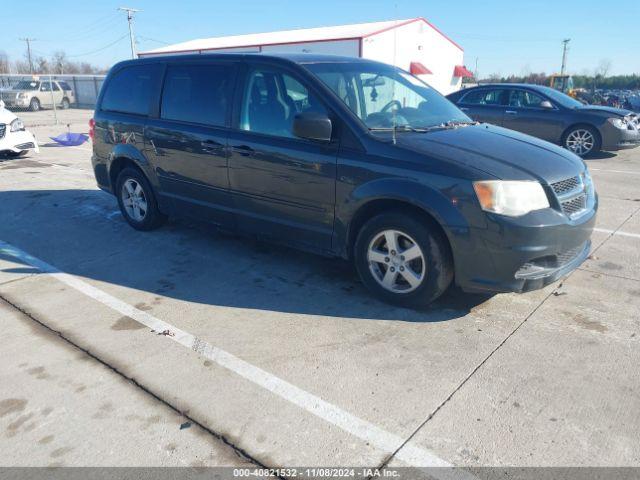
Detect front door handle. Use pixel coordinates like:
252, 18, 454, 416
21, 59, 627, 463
505, 110, 518, 115
201, 140, 223, 152
230, 145, 254, 157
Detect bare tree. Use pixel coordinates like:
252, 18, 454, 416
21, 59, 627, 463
51, 51, 68, 74
0, 51, 10, 74
596, 59, 612, 79
8, 49, 107, 75
13, 59, 30, 74
35, 57, 50, 74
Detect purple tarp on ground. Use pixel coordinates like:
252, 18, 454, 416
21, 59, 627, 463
50, 132, 89, 146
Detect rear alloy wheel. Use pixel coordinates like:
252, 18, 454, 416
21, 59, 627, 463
116, 167, 166, 231
29, 98, 40, 112
564, 126, 599, 157
354, 211, 453, 308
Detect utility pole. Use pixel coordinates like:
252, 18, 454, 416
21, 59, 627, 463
474, 57, 479, 80
560, 38, 570, 75
118, 7, 141, 59
19, 38, 36, 74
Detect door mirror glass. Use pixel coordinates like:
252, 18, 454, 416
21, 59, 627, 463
292, 112, 332, 142
540, 100, 554, 109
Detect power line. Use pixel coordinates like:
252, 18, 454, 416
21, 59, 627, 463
66, 34, 130, 58
56, 15, 123, 43
118, 7, 141, 59
137, 35, 170, 45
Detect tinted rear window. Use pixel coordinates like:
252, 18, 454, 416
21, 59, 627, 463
58, 81, 71, 91
101, 64, 160, 115
160, 63, 236, 126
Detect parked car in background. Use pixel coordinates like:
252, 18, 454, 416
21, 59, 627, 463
447, 84, 640, 157
0, 100, 39, 157
0, 79, 75, 111
91, 54, 596, 308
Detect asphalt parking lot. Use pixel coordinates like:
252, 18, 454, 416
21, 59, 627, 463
1, 109, 638, 473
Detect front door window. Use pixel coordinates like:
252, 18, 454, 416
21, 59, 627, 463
239, 68, 327, 139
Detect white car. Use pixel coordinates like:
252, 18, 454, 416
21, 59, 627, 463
0, 100, 39, 157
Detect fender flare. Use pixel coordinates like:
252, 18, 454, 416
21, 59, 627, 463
336, 177, 471, 257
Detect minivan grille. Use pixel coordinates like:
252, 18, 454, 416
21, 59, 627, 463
551, 176, 580, 196
561, 195, 587, 216
0, 124, 5, 139
551, 175, 590, 218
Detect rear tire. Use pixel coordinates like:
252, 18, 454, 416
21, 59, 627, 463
562, 125, 601, 157
354, 211, 453, 308
29, 98, 40, 112
115, 167, 166, 231
61, 98, 70, 109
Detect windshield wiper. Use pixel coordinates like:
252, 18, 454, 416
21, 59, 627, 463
368, 125, 432, 133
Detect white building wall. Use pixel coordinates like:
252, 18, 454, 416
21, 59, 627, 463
261, 39, 359, 56
361, 20, 464, 95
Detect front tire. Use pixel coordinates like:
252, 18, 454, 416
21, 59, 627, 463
29, 98, 40, 112
563, 125, 600, 157
354, 211, 453, 308
115, 167, 166, 231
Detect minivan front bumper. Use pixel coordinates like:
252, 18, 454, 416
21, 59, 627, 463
452, 201, 597, 294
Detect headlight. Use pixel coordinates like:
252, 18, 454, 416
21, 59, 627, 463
473, 180, 550, 217
17, 92, 28, 99
10, 118, 25, 132
608, 117, 628, 129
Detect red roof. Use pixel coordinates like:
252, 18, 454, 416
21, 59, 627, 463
410, 62, 432, 75
453, 65, 474, 78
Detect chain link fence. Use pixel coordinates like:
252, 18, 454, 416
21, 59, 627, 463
1, 73, 105, 126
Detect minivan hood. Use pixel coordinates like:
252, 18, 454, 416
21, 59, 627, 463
393, 124, 584, 183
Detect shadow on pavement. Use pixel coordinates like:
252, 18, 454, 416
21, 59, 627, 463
0, 188, 493, 322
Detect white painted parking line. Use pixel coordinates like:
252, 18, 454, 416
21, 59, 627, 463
589, 168, 640, 175
0, 239, 472, 473
594, 228, 640, 239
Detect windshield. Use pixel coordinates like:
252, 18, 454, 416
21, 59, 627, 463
537, 85, 584, 108
304, 62, 471, 130
13, 81, 40, 91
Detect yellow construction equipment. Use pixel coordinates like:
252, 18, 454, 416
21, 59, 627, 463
549, 74, 576, 97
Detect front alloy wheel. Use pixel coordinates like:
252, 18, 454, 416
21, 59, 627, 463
354, 211, 453, 308
565, 128, 595, 156
367, 229, 426, 293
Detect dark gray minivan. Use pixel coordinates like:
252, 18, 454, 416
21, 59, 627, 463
91, 53, 597, 308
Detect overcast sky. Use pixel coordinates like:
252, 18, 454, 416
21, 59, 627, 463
3, 0, 638, 76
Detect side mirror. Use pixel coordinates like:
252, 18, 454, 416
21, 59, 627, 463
540, 100, 554, 109
292, 112, 332, 142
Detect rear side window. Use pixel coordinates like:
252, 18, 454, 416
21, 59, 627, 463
58, 81, 72, 91
101, 64, 160, 115
160, 63, 236, 127
461, 89, 507, 106
508, 89, 546, 108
